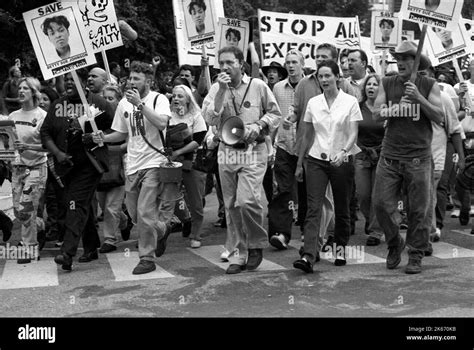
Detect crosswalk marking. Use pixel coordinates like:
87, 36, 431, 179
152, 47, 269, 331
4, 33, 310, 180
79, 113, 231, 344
451, 229, 474, 238
430, 242, 474, 259
0, 258, 58, 290
106, 251, 174, 281
188, 245, 287, 272
288, 240, 386, 265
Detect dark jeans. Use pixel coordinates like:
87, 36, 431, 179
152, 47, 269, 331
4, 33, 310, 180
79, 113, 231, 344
436, 141, 454, 229
373, 156, 432, 260
46, 171, 65, 241
297, 169, 307, 233
60, 158, 102, 257
213, 166, 225, 219
263, 164, 273, 204
268, 148, 298, 241
302, 156, 354, 264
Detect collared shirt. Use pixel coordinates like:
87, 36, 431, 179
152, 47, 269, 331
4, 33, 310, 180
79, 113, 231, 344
293, 73, 358, 155
347, 73, 368, 102
304, 89, 362, 161
203, 74, 281, 136
273, 78, 299, 155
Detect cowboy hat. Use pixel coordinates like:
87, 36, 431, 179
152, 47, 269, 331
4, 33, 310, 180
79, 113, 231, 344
262, 61, 288, 79
391, 41, 431, 71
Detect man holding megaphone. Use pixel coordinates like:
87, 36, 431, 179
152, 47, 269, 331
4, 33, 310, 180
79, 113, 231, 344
203, 46, 282, 274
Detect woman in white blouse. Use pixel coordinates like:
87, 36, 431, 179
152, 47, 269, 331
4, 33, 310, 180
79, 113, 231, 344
293, 60, 362, 273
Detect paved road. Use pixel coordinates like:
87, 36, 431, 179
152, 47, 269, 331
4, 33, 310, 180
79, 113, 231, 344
0, 181, 473, 319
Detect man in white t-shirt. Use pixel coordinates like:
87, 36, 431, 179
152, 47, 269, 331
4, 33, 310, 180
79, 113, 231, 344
93, 61, 173, 275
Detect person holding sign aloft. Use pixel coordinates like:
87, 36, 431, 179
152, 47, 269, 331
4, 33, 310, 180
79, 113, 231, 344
41, 69, 114, 271
372, 41, 444, 275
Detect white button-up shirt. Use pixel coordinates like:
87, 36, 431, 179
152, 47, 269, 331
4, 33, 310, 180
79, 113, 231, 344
304, 89, 362, 161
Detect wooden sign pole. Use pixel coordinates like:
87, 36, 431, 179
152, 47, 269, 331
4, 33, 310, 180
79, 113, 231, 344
71, 70, 104, 147
410, 24, 428, 83
101, 50, 112, 84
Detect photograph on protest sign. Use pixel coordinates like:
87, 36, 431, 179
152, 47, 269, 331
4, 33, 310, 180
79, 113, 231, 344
400, 0, 463, 32
401, 30, 415, 41
214, 18, 250, 68
181, 0, 216, 44
172, 0, 224, 66
258, 9, 360, 70
0, 120, 19, 161
75, 0, 123, 52
23, 2, 96, 80
425, 22, 471, 66
371, 12, 401, 50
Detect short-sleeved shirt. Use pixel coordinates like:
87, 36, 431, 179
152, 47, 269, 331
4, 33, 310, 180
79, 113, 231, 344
9, 107, 47, 167
381, 74, 435, 160
112, 91, 171, 175
304, 89, 362, 161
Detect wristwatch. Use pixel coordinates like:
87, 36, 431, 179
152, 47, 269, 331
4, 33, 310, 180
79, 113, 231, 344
137, 102, 145, 111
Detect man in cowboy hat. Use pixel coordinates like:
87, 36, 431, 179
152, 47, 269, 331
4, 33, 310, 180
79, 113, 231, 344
262, 61, 288, 91
373, 41, 444, 274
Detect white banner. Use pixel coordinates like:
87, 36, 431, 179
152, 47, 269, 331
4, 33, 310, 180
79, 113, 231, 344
258, 9, 360, 69
23, 2, 96, 80
371, 11, 402, 51
424, 21, 472, 66
172, 0, 224, 66
213, 18, 250, 69
400, 0, 464, 32
75, 0, 123, 52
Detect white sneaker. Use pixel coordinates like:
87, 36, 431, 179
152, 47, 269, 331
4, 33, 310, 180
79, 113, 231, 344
220, 249, 230, 262
301, 235, 304, 242
451, 209, 460, 218
190, 239, 201, 249
270, 234, 288, 250
430, 228, 441, 242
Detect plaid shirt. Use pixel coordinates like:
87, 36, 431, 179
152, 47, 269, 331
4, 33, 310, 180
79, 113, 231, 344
273, 78, 298, 155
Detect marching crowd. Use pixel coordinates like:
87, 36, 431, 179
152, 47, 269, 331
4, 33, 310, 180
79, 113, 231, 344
1, 39, 474, 276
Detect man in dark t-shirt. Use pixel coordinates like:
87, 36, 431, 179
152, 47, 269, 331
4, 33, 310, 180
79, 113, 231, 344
372, 41, 444, 274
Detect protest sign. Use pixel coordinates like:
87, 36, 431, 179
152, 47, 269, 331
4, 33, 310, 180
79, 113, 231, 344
258, 9, 360, 69
371, 11, 402, 50
400, 0, 464, 32
23, 2, 96, 80
172, 0, 224, 66
424, 21, 472, 66
213, 18, 250, 68
461, 18, 474, 53
75, 0, 123, 52
0, 120, 19, 162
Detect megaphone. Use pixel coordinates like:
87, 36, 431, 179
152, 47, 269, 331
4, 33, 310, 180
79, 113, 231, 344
221, 117, 245, 146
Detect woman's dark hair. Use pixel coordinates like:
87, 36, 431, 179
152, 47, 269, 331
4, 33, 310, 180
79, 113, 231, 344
40, 86, 60, 105
316, 60, 340, 78
225, 28, 241, 42
359, 73, 381, 105
42, 15, 70, 35
379, 19, 395, 28
188, 0, 206, 14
